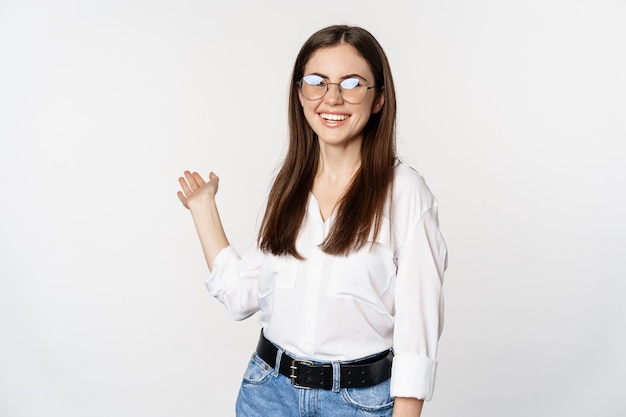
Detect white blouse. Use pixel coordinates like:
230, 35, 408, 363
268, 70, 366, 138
206, 161, 447, 400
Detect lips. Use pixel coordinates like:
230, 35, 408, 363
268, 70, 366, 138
320, 113, 349, 122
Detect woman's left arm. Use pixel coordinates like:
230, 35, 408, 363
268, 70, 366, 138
391, 205, 447, 400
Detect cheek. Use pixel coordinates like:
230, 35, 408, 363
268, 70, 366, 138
301, 106, 318, 129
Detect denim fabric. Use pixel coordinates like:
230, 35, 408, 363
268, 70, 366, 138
236, 352, 394, 417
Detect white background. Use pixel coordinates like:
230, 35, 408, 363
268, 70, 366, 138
1, 0, 625, 416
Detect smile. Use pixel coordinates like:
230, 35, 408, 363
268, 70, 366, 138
320, 113, 349, 121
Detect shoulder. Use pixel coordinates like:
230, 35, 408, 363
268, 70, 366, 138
392, 159, 438, 215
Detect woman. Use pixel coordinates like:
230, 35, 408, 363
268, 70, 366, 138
177, 25, 447, 417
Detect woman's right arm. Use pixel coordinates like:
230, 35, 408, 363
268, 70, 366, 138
177, 171, 230, 271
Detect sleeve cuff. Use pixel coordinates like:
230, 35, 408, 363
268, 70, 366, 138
390, 353, 438, 401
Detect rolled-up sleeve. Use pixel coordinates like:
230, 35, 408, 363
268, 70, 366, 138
391, 206, 447, 400
205, 243, 263, 321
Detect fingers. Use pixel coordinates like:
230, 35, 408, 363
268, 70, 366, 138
178, 170, 202, 194
176, 190, 188, 208
193, 171, 208, 187
184, 170, 203, 191
178, 174, 193, 197
177, 170, 218, 203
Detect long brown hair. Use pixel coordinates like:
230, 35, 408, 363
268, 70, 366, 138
259, 25, 397, 258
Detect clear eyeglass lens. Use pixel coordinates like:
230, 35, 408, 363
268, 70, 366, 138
301, 75, 326, 100
300, 75, 369, 104
340, 78, 360, 89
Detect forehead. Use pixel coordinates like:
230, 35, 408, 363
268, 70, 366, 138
304, 44, 374, 82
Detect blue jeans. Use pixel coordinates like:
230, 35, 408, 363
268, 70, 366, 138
236, 351, 395, 417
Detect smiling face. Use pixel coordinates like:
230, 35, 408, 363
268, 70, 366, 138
298, 43, 384, 150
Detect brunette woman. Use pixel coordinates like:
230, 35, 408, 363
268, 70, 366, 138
177, 25, 447, 417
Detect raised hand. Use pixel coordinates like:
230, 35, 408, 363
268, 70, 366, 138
176, 170, 229, 270
177, 171, 220, 211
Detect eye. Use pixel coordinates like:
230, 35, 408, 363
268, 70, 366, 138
302, 75, 326, 86
340, 78, 362, 90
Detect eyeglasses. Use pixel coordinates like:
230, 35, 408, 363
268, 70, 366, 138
297, 74, 376, 104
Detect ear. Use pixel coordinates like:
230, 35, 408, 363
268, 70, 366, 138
371, 87, 385, 114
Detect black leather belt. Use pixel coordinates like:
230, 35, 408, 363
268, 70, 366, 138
255, 331, 392, 390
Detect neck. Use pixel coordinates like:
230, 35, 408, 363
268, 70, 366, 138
316, 139, 362, 183
312, 141, 361, 222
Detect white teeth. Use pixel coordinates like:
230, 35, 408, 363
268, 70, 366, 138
320, 113, 348, 121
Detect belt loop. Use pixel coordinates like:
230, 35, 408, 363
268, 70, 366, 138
274, 348, 284, 378
331, 361, 341, 392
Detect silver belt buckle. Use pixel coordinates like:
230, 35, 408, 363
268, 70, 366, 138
289, 359, 314, 389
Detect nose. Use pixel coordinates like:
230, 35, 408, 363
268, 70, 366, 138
324, 83, 344, 104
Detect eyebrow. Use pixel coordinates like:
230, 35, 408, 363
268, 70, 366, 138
307, 72, 369, 82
